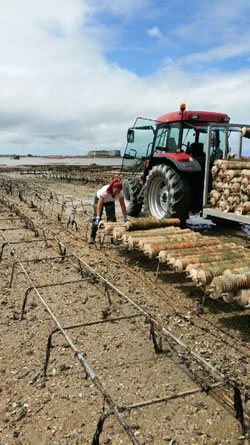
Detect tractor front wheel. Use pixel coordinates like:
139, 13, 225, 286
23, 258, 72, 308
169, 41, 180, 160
144, 164, 191, 223
122, 176, 142, 217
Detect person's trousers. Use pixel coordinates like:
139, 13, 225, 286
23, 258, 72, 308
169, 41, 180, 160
90, 195, 116, 240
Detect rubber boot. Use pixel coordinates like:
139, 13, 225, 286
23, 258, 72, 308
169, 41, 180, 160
89, 195, 100, 244
89, 222, 97, 244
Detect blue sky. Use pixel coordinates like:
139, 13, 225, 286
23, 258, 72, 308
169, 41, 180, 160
1, 0, 250, 155
93, 0, 250, 74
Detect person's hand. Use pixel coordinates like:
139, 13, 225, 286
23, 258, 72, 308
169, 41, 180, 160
95, 217, 101, 225
124, 217, 130, 223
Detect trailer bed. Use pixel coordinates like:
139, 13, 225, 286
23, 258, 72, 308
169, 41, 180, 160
203, 207, 250, 225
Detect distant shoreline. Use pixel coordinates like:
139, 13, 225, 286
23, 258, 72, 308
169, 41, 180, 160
0, 155, 123, 168
0, 155, 121, 159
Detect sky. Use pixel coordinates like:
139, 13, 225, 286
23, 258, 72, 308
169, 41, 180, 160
1, 0, 250, 155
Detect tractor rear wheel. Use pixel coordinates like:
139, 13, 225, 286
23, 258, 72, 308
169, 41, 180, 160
144, 164, 191, 223
122, 176, 142, 217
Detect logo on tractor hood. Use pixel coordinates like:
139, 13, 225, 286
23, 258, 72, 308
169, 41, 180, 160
154, 153, 193, 162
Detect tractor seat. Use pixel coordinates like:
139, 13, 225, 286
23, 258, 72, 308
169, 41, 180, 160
188, 142, 205, 157
167, 137, 177, 152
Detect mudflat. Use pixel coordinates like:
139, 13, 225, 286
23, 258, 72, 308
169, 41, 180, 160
0, 174, 249, 445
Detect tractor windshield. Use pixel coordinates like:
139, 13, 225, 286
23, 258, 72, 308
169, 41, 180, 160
153, 122, 225, 160
121, 117, 156, 173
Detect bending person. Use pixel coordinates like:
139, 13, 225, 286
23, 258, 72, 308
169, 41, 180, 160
89, 179, 129, 244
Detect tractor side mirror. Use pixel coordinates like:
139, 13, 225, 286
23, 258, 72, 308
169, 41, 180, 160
127, 128, 135, 144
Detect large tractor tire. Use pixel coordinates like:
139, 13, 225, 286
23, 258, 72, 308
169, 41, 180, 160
144, 164, 191, 223
122, 176, 142, 217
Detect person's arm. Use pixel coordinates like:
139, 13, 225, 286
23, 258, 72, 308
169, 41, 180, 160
119, 196, 129, 221
96, 196, 104, 217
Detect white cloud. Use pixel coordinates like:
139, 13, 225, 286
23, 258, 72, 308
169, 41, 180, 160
173, 0, 250, 54
147, 26, 162, 38
0, 0, 250, 156
181, 37, 250, 64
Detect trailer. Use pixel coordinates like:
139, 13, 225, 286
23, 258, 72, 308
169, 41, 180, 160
202, 122, 250, 225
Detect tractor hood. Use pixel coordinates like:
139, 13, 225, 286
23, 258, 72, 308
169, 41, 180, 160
154, 152, 202, 173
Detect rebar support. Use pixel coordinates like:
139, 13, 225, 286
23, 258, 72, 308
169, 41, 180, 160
104, 283, 112, 306
43, 314, 143, 376
0, 237, 53, 261
9, 255, 73, 288
155, 260, 161, 283
92, 382, 224, 444
0, 226, 25, 231
58, 242, 66, 259
20, 278, 91, 319
0, 195, 39, 236
150, 321, 163, 354
233, 384, 246, 434
0, 217, 21, 221
196, 290, 209, 314
92, 412, 110, 445
78, 258, 85, 278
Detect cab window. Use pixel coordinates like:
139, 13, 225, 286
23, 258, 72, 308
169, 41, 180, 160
154, 122, 180, 153
166, 123, 180, 152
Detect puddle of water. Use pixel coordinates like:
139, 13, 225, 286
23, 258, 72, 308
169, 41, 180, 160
187, 214, 214, 231
242, 225, 250, 235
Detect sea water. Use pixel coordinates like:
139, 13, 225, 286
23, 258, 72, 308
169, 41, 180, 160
0, 156, 123, 167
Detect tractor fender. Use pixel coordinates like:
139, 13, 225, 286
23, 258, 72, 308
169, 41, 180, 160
153, 153, 202, 173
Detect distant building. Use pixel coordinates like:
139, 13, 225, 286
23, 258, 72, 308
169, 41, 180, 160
88, 150, 108, 157
88, 150, 121, 157
108, 150, 121, 157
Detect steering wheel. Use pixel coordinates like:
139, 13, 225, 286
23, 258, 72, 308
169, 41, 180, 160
155, 146, 165, 152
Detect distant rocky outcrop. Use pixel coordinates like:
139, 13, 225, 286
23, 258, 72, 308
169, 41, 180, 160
88, 150, 121, 157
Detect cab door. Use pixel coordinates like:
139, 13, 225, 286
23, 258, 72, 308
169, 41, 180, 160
121, 117, 156, 174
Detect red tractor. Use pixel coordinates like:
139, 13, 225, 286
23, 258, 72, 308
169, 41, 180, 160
121, 104, 231, 223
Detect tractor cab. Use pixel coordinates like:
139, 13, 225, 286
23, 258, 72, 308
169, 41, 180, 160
152, 106, 229, 169
122, 105, 230, 176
